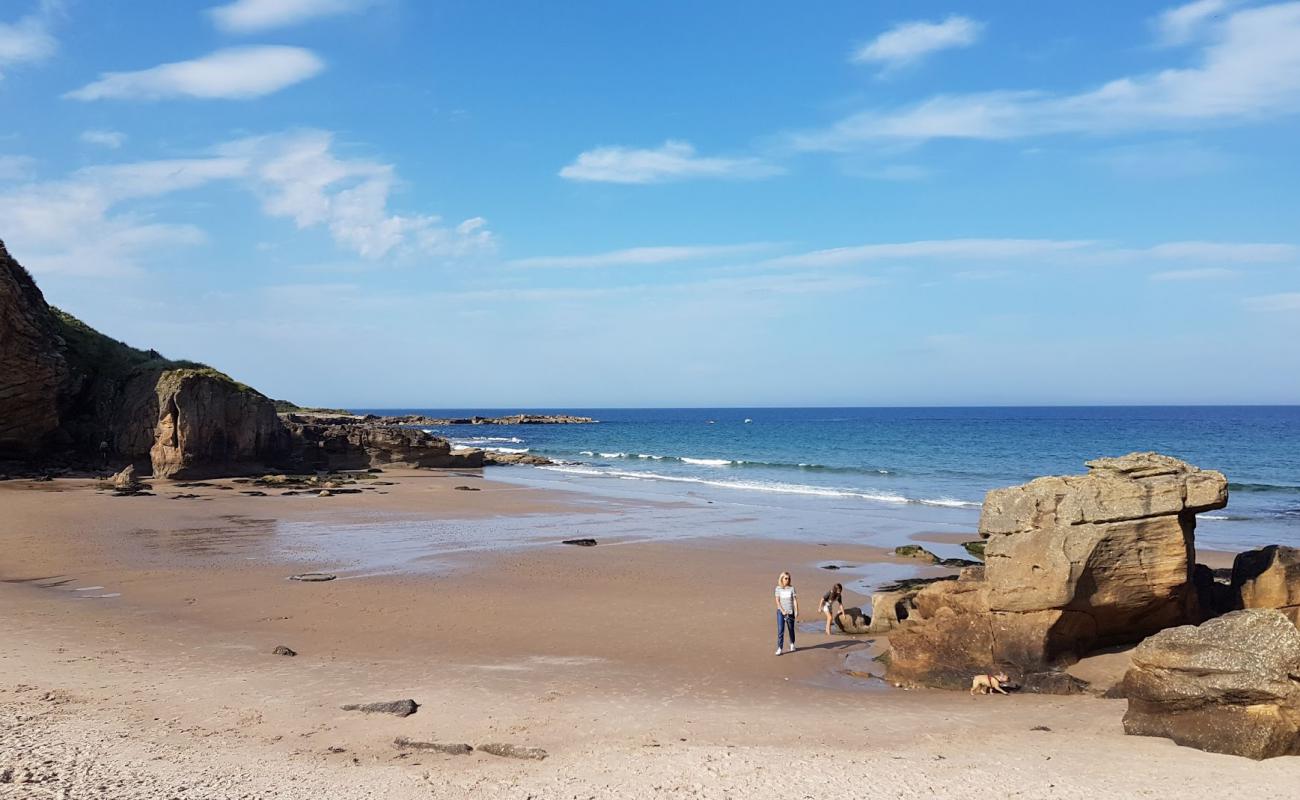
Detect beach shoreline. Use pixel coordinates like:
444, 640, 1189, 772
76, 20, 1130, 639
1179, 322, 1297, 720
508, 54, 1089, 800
2, 470, 1296, 797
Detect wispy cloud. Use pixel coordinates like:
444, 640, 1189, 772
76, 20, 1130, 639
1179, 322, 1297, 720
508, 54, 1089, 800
209, 0, 373, 33
1244, 292, 1300, 311
0, 129, 492, 275
0, 154, 34, 181
1150, 267, 1238, 281
65, 46, 324, 101
793, 2, 1300, 149
509, 243, 775, 269
1090, 139, 1233, 178
851, 15, 984, 71
559, 140, 782, 184
1155, 0, 1237, 45
80, 129, 127, 148
764, 239, 1095, 268
0, 0, 59, 78
758, 238, 1297, 271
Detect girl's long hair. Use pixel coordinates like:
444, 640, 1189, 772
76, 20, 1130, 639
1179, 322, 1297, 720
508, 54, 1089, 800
830, 582, 843, 601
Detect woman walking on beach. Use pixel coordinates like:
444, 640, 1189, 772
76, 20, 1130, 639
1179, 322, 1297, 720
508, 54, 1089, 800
820, 582, 844, 636
774, 571, 798, 655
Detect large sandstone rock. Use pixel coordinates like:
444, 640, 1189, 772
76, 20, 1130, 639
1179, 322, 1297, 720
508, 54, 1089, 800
886, 453, 1228, 690
284, 417, 479, 471
0, 240, 69, 454
1233, 546, 1300, 625
1122, 609, 1300, 759
149, 370, 291, 479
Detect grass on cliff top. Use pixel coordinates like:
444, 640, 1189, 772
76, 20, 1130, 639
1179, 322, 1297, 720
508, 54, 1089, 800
51, 308, 263, 395
272, 399, 354, 415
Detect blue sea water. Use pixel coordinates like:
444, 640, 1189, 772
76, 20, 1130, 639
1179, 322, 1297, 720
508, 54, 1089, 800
357, 407, 1300, 552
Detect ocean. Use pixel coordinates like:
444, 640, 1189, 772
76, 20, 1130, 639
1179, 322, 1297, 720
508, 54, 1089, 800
358, 406, 1300, 553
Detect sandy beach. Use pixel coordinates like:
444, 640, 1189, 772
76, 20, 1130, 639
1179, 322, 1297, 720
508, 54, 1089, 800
1, 469, 1296, 799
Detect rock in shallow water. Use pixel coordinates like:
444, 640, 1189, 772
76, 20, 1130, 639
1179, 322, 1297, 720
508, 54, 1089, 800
562, 538, 597, 547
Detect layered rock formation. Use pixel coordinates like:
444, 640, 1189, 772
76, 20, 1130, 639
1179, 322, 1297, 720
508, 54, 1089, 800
1233, 545, 1300, 625
886, 453, 1228, 690
1122, 609, 1300, 759
0, 241, 68, 453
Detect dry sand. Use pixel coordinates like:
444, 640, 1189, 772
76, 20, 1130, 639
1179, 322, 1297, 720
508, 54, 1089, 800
1, 470, 1296, 798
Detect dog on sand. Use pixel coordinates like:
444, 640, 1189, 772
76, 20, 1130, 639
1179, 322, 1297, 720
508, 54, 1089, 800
970, 672, 1010, 695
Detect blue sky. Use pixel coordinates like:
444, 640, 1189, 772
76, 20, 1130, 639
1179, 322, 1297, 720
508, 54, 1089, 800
2, 0, 1299, 407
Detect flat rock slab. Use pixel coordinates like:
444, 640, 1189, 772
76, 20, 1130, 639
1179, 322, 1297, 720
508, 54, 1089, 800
340, 699, 419, 717
393, 737, 472, 755
289, 573, 336, 582
562, 539, 597, 547
477, 742, 548, 760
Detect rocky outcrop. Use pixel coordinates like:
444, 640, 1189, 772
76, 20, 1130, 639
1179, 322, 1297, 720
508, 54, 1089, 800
482, 451, 553, 466
375, 413, 595, 426
1122, 609, 1300, 759
283, 417, 481, 471
0, 241, 68, 454
149, 370, 290, 479
1233, 546, 1300, 625
886, 453, 1228, 690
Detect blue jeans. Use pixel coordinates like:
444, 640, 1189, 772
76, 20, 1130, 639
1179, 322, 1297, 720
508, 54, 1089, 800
776, 610, 795, 649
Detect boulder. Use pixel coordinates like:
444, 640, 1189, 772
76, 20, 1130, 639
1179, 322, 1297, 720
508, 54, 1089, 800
1233, 545, 1300, 625
886, 453, 1228, 690
893, 545, 940, 564
149, 369, 291, 479
109, 465, 140, 491
835, 607, 872, 634
1122, 609, 1300, 759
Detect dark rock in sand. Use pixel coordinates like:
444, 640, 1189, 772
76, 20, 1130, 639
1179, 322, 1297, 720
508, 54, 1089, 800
272, 645, 297, 656
393, 737, 472, 755
340, 699, 419, 717
241, 490, 268, 497
1020, 671, 1089, 695
822, 564, 840, 570
562, 538, 597, 547
170, 493, 201, 500
477, 742, 548, 760
289, 573, 336, 582
453, 485, 480, 491
1122, 609, 1300, 759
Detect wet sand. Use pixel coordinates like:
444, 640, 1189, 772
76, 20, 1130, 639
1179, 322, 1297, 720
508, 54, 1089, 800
1, 470, 1295, 798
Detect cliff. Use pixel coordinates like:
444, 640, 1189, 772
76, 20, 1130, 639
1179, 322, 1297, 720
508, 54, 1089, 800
0, 239, 289, 475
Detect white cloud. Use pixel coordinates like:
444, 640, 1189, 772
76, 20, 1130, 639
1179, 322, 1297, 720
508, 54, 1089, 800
1150, 267, 1238, 281
1141, 241, 1296, 262
851, 15, 984, 70
80, 129, 127, 148
792, 2, 1300, 149
559, 140, 782, 184
65, 46, 324, 101
0, 154, 34, 181
1244, 292, 1300, 311
0, 129, 492, 276
0, 0, 58, 77
509, 243, 775, 269
1091, 139, 1233, 178
1156, 0, 1236, 45
218, 130, 494, 259
209, 0, 372, 33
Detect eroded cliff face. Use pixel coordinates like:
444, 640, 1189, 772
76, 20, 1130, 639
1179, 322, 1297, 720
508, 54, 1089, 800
0, 241, 69, 454
149, 370, 292, 479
